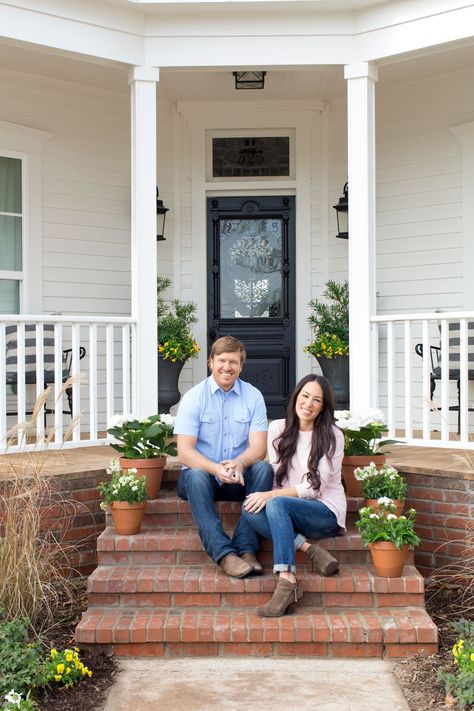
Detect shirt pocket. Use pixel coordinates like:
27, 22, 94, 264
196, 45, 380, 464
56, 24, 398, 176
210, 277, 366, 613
199, 411, 219, 440
232, 415, 251, 450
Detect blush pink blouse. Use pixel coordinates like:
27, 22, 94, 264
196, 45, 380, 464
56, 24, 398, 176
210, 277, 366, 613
267, 419, 346, 530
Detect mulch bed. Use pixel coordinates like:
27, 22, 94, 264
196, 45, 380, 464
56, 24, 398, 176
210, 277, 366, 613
33, 579, 472, 711
393, 582, 473, 710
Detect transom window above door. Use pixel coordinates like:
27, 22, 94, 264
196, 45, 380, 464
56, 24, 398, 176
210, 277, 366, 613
206, 129, 295, 181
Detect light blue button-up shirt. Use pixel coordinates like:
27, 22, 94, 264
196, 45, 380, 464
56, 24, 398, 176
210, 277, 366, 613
174, 375, 268, 470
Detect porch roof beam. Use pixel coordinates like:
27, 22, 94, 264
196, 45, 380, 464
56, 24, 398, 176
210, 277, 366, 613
1, 2, 474, 69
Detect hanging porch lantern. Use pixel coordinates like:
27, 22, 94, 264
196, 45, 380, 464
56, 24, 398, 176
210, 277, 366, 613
333, 182, 348, 239
156, 187, 169, 241
232, 71, 266, 90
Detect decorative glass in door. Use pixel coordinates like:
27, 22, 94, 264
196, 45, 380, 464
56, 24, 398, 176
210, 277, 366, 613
220, 219, 282, 318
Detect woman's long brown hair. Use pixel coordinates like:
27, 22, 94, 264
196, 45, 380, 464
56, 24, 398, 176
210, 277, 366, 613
273, 374, 337, 491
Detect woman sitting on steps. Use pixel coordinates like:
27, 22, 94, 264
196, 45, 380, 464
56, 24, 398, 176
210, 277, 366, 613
242, 374, 346, 617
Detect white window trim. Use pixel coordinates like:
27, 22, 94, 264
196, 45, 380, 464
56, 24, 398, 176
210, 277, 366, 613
0, 120, 52, 313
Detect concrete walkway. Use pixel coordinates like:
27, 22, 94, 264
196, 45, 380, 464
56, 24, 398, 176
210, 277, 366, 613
102, 658, 410, 711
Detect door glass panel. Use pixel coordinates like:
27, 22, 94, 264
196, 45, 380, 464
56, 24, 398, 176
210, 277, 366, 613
220, 218, 282, 318
0, 279, 20, 313
0, 215, 22, 269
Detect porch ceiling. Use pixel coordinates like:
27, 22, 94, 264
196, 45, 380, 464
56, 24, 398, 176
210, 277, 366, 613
1, 35, 474, 101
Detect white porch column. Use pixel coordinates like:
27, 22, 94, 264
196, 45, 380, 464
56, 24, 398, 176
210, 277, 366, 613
344, 62, 378, 410
129, 66, 160, 417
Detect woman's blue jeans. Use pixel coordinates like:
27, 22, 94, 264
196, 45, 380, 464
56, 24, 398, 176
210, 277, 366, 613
242, 496, 339, 573
177, 461, 274, 563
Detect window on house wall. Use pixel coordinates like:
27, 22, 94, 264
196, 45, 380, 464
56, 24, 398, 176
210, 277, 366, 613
0, 155, 23, 313
206, 129, 295, 182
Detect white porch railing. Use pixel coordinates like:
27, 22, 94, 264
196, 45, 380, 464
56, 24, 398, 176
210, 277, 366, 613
372, 312, 474, 450
0, 315, 136, 453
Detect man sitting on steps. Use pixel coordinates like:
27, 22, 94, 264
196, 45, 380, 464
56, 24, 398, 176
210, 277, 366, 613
174, 335, 273, 578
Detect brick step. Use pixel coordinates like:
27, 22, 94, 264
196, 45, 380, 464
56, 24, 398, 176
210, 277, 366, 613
75, 605, 438, 659
86, 563, 425, 609
124, 493, 365, 527
96, 525, 415, 567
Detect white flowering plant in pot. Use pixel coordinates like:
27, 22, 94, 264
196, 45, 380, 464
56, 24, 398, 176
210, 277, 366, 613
355, 500, 420, 549
353, 463, 407, 501
97, 458, 149, 511
107, 413, 177, 459
334, 408, 398, 455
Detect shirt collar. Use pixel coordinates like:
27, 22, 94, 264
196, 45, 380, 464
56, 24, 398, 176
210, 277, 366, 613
208, 374, 242, 396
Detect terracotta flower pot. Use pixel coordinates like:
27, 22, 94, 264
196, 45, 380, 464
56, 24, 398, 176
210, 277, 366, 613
121, 456, 166, 500
366, 498, 404, 517
368, 541, 408, 577
342, 454, 386, 497
111, 501, 147, 535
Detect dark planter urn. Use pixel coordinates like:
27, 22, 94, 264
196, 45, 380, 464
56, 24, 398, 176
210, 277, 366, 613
158, 354, 184, 414
316, 354, 350, 410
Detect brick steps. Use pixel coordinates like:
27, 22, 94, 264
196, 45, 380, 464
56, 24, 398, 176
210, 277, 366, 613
76, 471, 438, 658
75, 605, 438, 658
86, 563, 425, 609
136, 492, 365, 527
97, 524, 414, 567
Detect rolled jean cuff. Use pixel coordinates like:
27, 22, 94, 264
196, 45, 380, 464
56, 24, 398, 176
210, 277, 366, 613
273, 563, 296, 574
294, 534, 306, 550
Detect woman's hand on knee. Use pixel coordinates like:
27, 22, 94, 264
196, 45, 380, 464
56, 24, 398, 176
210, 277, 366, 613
244, 490, 273, 513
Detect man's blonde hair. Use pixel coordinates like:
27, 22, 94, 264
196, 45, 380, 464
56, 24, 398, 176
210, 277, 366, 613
209, 336, 246, 365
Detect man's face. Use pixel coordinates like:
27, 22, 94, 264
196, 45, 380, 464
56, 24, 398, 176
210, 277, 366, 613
209, 351, 243, 391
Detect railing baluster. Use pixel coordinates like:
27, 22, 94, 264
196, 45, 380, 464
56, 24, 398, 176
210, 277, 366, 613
71, 323, 81, 443
106, 324, 114, 428
54, 323, 63, 445
122, 324, 131, 414
404, 320, 412, 440
35, 323, 45, 440
16, 322, 26, 445
440, 319, 449, 442
421, 319, 431, 441
459, 318, 468, 443
386, 321, 394, 438
89, 323, 98, 441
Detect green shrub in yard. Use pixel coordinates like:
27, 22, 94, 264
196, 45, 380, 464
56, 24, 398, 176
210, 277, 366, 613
437, 619, 474, 709
0, 617, 44, 698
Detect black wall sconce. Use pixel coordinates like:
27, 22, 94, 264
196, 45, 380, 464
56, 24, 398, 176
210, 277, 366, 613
156, 187, 169, 242
233, 71, 266, 90
333, 182, 348, 239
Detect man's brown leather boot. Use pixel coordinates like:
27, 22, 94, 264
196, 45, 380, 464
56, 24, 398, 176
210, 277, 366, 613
218, 553, 252, 578
241, 552, 263, 575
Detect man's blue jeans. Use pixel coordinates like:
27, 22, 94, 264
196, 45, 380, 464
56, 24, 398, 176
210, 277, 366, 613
176, 461, 274, 563
242, 496, 339, 573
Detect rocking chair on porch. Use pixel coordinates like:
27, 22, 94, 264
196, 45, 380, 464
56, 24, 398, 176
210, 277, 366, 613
5, 324, 86, 422
415, 321, 474, 433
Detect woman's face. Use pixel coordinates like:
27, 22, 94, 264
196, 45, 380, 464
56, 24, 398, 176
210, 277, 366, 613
295, 380, 324, 430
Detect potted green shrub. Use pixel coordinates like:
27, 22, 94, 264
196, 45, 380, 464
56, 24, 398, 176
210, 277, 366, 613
98, 458, 149, 535
107, 413, 177, 498
305, 280, 349, 409
157, 276, 199, 412
353, 462, 407, 515
355, 500, 420, 577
